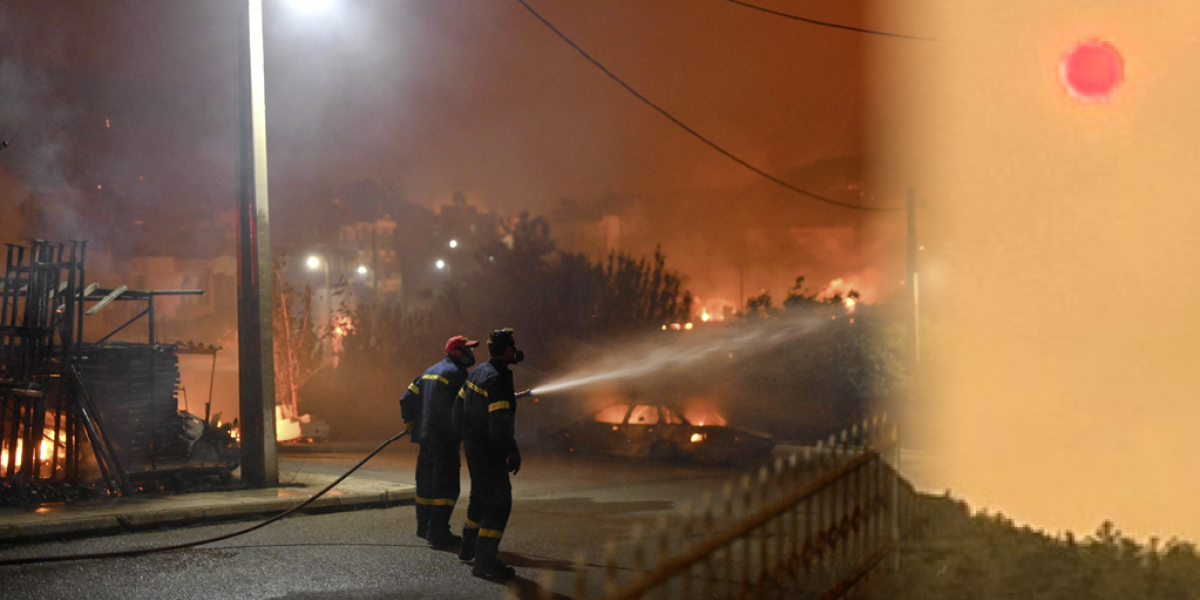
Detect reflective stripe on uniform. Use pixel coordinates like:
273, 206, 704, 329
422, 374, 449, 385
488, 401, 511, 412
431, 498, 457, 507
465, 380, 488, 397
458, 388, 466, 399
415, 497, 433, 505
465, 519, 479, 529
408, 383, 420, 394
479, 528, 504, 539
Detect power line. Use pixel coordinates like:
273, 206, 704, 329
723, 0, 943, 42
512, 0, 905, 212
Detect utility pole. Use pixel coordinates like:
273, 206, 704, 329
907, 189, 920, 371
236, 0, 278, 488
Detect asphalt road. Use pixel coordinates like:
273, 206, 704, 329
0, 443, 778, 600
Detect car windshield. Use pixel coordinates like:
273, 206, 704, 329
628, 405, 660, 425
593, 404, 630, 424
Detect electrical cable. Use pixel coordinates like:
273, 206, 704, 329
512, 0, 905, 212
0, 430, 411, 567
722, 0, 942, 42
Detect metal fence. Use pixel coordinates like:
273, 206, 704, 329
528, 416, 918, 599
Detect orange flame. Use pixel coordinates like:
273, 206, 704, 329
1, 439, 63, 473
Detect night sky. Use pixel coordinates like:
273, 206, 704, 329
0, 0, 911, 308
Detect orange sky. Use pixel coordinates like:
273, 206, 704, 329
872, 0, 1200, 543
0, 0, 895, 307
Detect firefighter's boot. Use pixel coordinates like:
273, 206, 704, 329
471, 536, 515, 581
458, 524, 479, 562
426, 505, 462, 548
415, 503, 430, 540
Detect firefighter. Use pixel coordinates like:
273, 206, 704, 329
399, 335, 479, 547
455, 328, 524, 581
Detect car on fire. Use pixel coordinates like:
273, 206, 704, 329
542, 403, 775, 465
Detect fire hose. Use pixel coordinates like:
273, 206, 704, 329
1, 390, 536, 566
0, 429, 412, 567
0, 389, 536, 567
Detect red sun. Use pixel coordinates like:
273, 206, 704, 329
1060, 39, 1124, 101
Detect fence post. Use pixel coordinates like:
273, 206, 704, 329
890, 423, 901, 572
574, 550, 589, 600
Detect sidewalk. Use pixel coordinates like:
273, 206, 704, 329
0, 469, 415, 545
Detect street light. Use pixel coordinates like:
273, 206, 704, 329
356, 265, 367, 275
306, 254, 331, 328
449, 239, 458, 249
236, 0, 337, 487
435, 259, 446, 270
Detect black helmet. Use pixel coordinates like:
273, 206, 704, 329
488, 328, 516, 352
487, 328, 523, 363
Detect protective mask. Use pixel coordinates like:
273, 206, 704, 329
510, 349, 524, 365
457, 348, 476, 367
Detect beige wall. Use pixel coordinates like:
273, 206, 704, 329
871, 0, 1200, 542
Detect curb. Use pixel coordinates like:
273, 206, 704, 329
0, 480, 415, 546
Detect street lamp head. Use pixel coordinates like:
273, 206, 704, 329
449, 239, 458, 249
435, 259, 446, 270
306, 255, 320, 270
357, 265, 367, 275
286, 0, 337, 14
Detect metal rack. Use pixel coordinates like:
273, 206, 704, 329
1, 239, 218, 498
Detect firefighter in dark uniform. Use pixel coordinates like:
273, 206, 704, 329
455, 328, 524, 580
399, 335, 478, 547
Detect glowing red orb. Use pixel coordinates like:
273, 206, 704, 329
1060, 39, 1123, 101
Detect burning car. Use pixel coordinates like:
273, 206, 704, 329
542, 403, 775, 465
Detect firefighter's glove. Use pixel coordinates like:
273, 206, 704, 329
403, 421, 413, 433
507, 448, 521, 475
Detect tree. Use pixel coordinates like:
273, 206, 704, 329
342, 212, 694, 377
272, 260, 324, 419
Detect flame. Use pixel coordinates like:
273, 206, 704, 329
217, 419, 242, 442
693, 297, 735, 323
1, 439, 63, 473
331, 314, 353, 348
683, 402, 727, 427
818, 277, 863, 314
690, 433, 704, 443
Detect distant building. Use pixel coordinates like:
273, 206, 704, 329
548, 191, 645, 259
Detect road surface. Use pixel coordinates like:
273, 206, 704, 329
0, 444, 782, 600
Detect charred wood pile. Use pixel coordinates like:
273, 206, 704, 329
0, 239, 237, 506
79, 343, 191, 472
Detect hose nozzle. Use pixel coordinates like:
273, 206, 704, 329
515, 389, 533, 399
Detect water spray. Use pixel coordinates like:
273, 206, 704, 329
529, 311, 831, 396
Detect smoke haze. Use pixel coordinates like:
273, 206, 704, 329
874, 0, 1200, 543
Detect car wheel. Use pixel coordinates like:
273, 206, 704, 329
545, 430, 572, 453
649, 441, 679, 463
